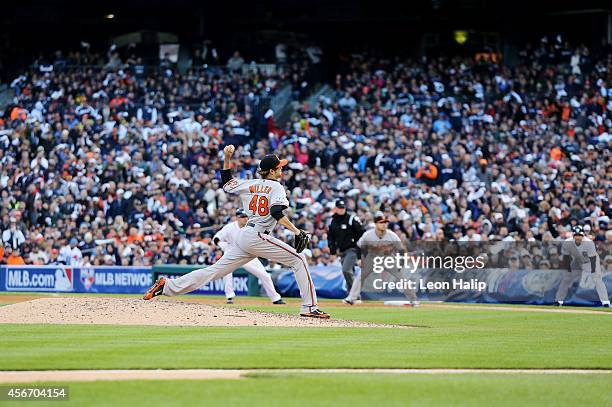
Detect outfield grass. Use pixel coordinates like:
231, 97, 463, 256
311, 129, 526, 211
2, 295, 612, 406
7, 374, 612, 407
3, 305, 612, 370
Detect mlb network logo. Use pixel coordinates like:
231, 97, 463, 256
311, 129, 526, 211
80, 268, 95, 290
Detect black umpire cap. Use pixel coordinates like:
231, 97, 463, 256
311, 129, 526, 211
335, 199, 346, 208
259, 154, 288, 171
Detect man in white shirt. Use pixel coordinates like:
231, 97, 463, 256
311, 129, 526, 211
60, 238, 83, 267
176, 236, 193, 261
2, 217, 26, 250
213, 209, 285, 304
30, 146, 49, 172
338, 93, 357, 110
460, 227, 482, 242
29, 245, 50, 265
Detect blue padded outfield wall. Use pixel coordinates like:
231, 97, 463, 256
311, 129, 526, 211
0, 265, 250, 296
1, 265, 610, 306
274, 266, 612, 306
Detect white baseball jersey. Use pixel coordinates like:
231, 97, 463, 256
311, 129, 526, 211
163, 172, 321, 314
561, 237, 600, 272
357, 229, 402, 247
213, 221, 241, 250
60, 246, 83, 266
223, 178, 289, 230
357, 228, 403, 256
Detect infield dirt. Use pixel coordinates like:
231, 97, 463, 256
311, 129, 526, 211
0, 297, 407, 328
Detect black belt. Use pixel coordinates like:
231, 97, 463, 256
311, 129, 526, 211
247, 222, 270, 235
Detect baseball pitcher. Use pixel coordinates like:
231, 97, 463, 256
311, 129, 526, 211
144, 145, 330, 319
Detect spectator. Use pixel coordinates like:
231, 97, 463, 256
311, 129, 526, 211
28, 243, 50, 265
2, 216, 26, 250
6, 247, 26, 265
48, 248, 62, 265
416, 157, 439, 186
227, 51, 245, 72
60, 238, 83, 266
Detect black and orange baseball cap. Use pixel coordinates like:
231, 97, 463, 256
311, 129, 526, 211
259, 154, 288, 171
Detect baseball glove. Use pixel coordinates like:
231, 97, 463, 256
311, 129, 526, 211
293, 230, 310, 253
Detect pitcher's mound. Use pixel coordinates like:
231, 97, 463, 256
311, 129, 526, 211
0, 297, 404, 328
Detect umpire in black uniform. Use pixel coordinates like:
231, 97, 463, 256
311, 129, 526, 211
328, 199, 364, 301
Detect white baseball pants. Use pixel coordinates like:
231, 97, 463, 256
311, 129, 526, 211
347, 267, 417, 302
163, 227, 318, 313
555, 265, 609, 304
222, 258, 282, 302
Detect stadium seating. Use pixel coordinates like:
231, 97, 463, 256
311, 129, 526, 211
1, 39, 610, 267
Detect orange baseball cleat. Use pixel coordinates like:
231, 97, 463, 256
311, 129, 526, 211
143, 277, 166, 300
300, 309, 331, 319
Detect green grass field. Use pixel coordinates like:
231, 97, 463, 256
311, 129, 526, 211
1, 293, 611, 406
6, 374, 612, 407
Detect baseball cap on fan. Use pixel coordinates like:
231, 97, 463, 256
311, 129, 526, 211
259, 154, 288, 171
572, 226, 584, 236
236, 208, 248, 218
374, 211, 389, 223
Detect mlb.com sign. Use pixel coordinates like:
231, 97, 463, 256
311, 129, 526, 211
5, 267, 74, 292
1, 266, 250, 296
0, 266, 152, 294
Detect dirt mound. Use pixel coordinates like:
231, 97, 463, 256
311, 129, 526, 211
0, 297, 405, 328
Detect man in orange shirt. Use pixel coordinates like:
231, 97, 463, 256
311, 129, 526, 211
416, 156, 439, 186
5, 247, 26, 265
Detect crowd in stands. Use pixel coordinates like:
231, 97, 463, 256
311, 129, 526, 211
0, 45, 295, 266
0, 37, 610, 270
267, 37, 612, 268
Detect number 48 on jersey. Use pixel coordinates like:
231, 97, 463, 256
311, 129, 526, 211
249, 195, 269, 216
